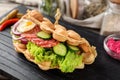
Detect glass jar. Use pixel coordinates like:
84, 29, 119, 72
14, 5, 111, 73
100, 0, 120, 36
38, 0, 59, 17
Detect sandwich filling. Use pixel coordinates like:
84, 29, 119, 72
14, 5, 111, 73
11, 10, 97, 73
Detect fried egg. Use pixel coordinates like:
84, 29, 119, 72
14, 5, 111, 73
17, 19, 36, 33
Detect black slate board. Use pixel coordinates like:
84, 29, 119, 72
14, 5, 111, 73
0, 5, 120, 80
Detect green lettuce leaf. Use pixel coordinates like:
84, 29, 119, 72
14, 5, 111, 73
59, 51, 83, 72
26, 42, 83, 72
27, 42, 45, 57
26, 42, 64, 68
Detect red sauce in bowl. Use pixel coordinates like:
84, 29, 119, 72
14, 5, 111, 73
104, 33, 120, 60
107, 38, 120, 54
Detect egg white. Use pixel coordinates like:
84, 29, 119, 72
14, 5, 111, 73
17, 19, 36, 33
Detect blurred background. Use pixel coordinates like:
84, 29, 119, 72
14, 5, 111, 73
0, 0, 120, 36
0, 0, 38, 16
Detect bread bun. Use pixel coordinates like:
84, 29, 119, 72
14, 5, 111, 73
67, 30, 81, 40
28, 10, 43, 21
40, 18, 54, 34
83, 53, 95, 64
67, 37, 81, 46
53, 28, 68, 42
54, 24, 66, 30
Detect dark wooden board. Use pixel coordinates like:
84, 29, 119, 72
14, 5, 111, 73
0, 5, 120, 80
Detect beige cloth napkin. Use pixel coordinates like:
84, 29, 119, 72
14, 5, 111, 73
62, 12, 104, 29
60, 0, 106, 29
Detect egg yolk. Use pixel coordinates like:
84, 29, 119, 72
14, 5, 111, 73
26, 21, 33, 26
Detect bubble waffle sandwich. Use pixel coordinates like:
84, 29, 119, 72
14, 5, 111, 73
11, 9, 97, 73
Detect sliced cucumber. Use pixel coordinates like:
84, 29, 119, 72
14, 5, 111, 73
37, 31, 51, 39
53, 43, 67, 56
68, 45, 80, 51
